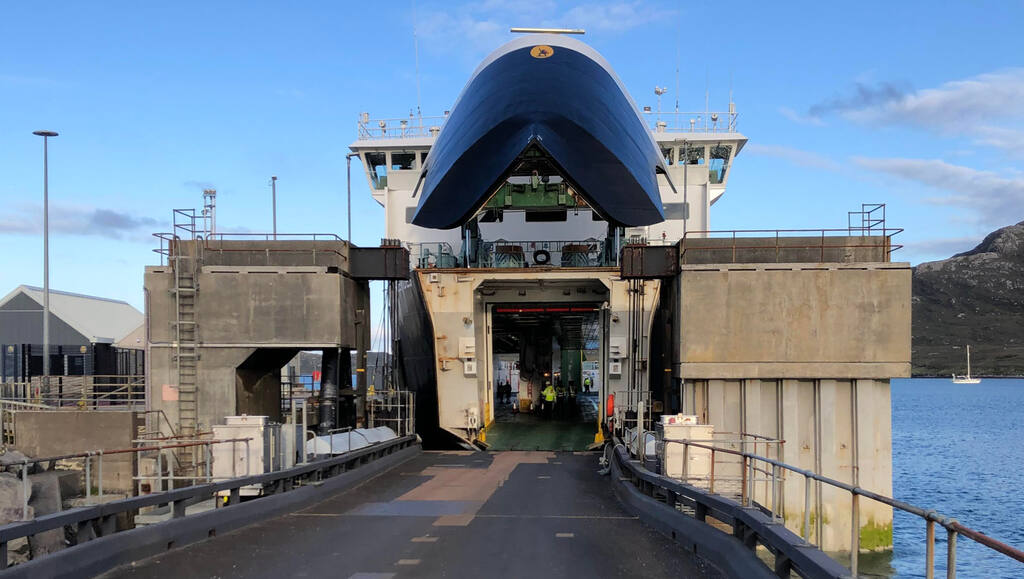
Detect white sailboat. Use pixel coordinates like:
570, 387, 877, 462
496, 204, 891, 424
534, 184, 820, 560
952, 345, 981, 384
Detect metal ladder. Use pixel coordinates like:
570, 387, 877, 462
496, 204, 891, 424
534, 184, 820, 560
171, 210, 201, 470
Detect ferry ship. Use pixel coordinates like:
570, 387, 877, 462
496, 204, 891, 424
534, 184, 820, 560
350, 32, 747, 449
345, 31, 911, 554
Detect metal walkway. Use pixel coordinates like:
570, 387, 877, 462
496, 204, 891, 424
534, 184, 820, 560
101, 451, 714, 578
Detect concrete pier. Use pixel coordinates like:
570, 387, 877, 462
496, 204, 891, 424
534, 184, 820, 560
677, 261, 911, 552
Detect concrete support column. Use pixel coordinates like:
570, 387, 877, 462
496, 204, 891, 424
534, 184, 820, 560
318, 349, 340, 434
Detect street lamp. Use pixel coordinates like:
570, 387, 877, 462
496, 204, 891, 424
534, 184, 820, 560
32, 130, 58, 382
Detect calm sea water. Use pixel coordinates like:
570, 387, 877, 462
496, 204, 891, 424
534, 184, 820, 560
888, 378, 1024, 578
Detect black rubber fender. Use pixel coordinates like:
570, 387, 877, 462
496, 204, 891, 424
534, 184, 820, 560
533, 249, 551, 265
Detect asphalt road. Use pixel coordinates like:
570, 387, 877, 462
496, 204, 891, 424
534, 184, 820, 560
102, 451, 716, 579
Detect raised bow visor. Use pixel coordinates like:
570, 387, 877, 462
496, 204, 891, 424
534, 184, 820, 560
413, 34, 672, 230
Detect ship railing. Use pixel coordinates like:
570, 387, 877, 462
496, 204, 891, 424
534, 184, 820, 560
407, 242, 460, 269
641, 110, 739, 134
481, 239, 608, 268
658, 438, 1024, 578
356, 115, 449, 140
407, 238, 624, 270
681, 227, 904, 264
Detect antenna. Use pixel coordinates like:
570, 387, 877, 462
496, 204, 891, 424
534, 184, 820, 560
674, 18, 680, 126
413, 0, 422, 126
655, 86, 668, 122
705, 67, 710, 116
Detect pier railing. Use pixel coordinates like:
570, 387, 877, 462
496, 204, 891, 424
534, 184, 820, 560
659, 439, 1024, 578
0, 375, 145, 409
0, 435, 418, 570
153, 231, 350, 267
681, 228, 904, 264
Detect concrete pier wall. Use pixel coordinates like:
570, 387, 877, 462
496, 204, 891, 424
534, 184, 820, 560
677, 262, 910, 552
14, 411, 139, 493
145, 240, 372, 436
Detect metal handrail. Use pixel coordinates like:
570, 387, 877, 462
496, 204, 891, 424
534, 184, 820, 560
681, 227, 905, 262
7, 437, 253, 525
153, 232, 350, 269
357, 115, 449, 140
0, 435, 417, 570
203, 232, 344, 242
664, 438, 1024, 577
641, 110, 739, 133
612, 443, 846, 578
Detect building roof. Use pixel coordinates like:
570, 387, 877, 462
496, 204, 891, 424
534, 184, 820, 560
0, 285, 143, 344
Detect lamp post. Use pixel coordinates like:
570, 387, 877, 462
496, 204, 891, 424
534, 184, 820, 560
271, 175, 278, 240
32, 130, 58, 382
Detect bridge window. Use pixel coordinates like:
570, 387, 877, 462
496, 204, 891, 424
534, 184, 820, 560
661, 147, 674, 165
681, 144, 705, 165
709, 144, 732, 184
365, 152, 387, 189
392, 152, 416, 170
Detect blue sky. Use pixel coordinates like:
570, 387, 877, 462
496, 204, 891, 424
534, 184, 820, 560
2, 0, 1023, 311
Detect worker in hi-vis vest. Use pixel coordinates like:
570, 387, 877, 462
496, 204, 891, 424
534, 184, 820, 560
542, 382, 556, 419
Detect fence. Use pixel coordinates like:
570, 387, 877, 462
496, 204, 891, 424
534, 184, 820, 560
2, 376, 145, 409
659, 438, 1024, 578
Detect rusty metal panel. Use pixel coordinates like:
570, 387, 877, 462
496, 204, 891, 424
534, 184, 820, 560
349, 247, 410, 280
620, 245, 679, 279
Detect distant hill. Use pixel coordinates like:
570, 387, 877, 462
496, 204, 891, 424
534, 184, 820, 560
912, 220, 1024, 376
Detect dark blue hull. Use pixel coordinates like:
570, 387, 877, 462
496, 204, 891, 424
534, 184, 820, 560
414, 35, 670, 230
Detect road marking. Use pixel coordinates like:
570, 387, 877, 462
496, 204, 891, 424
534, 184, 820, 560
556, 532, 575, 538
396, 559, 421, 566
412, 536, 439, 543
348, 574, 395, 579
537, 475, 551, 479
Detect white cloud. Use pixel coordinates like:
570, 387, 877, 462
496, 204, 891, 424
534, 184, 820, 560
0, 202, 163, 241
779, 106, 824, 126
854, 157, 1024, 228
810, 70, 1024, 156
744, 143, 840, 171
